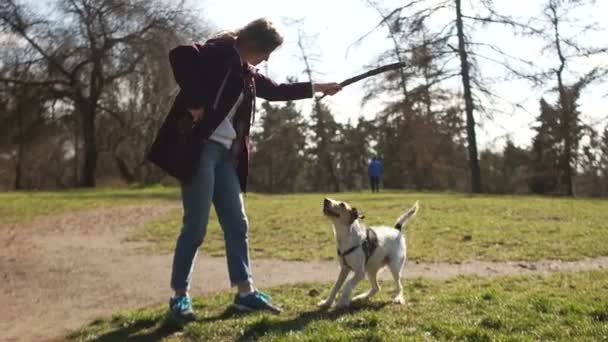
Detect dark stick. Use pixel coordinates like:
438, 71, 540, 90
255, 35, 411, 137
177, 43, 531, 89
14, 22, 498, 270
318, 62, 406, 100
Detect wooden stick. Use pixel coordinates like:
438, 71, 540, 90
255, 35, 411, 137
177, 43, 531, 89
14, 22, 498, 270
318, 62, 406, 100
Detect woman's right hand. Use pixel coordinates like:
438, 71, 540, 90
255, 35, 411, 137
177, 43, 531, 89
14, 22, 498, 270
189, 108, 205, 123
313, 82, 342, 96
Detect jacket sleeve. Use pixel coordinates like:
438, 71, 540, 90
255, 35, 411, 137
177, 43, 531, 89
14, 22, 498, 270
254, 73, 314, 101
168, 44, 209, 110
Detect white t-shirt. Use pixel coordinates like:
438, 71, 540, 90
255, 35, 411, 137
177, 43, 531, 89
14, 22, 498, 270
209, 92, 244, 149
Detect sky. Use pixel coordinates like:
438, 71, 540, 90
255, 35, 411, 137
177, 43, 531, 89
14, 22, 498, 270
195, 0, 608, 151
26, 0, 608, 150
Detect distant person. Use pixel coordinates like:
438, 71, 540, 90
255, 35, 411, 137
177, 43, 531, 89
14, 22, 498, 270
368, 157, 383, 193
151, 18, 342, 321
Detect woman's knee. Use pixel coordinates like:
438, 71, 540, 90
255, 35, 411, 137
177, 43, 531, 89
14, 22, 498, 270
180, 217, 208, 245
222, 215, 249, 240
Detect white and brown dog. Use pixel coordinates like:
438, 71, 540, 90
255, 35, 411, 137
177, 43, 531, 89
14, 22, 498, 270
319, 198, 419, 309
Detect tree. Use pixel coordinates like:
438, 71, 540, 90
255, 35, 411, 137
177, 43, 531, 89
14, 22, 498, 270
249, 101, 308, 193
529, 0, 608, 196
578, 126, 603, 196
454, 0, 482, 192
0, 44, 53, 189
358, 0, 545, 193
1, 0, 205, 187
600, 127, 608, 195
335, 117, 374, 191
528, 98, 562, 194
307, 101, 342, 192
480, 139, 528, 194
292, 22, 342, 192
97, 23, 199, 185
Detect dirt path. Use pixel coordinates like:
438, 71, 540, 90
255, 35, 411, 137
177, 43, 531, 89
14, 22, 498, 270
1, 205, 607, 342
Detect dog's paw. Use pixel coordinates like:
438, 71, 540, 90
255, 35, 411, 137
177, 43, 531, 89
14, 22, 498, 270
317, 299, 332, 309
392, 295, 405, 305
352, 293, 370, 302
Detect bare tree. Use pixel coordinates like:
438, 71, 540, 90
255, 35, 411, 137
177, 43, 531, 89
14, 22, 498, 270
532, 0, 608, 196
453, 0, 482, 192
0, 44, 51, 189
356, 0, 541, 193
290, 21, 342, 192
0, 0, 203, 187
359, 0, 414, 103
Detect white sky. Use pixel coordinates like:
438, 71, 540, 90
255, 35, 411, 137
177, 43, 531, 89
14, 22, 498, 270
27, 0, 608, 150
196, 0, 608, 150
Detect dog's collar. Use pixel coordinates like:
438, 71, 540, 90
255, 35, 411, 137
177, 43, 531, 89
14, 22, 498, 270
337, 244, 360, 258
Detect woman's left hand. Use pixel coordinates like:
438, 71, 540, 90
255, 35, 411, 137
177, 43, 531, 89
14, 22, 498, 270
313, 82, 342, 96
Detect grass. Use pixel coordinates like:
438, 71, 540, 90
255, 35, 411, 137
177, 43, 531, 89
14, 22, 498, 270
134, 191, 608, 262
3, 188, 606, 262
71, 270, 608, 341
0, 186, 178, 226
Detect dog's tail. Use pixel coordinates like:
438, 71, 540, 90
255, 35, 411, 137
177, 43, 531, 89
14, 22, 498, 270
394, 201, 419, 231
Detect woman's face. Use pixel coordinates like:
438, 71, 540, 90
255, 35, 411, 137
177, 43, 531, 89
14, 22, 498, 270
245, 50, 271, 66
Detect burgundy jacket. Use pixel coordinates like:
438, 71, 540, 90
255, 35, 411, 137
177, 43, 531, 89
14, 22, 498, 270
147, 37, 313, 191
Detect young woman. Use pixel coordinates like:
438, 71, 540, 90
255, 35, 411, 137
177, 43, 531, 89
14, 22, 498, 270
163, 18, 342, 321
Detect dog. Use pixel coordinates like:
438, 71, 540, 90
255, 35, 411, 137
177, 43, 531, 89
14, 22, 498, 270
319, 198, 419, 309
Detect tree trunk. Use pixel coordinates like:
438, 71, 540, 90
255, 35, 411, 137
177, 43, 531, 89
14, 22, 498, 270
455, 0, 482, 193
557, 72, 575, 196
115, 156, 136, 184
296, 33, 341, 192
551, 1, 575, 196
73, 117, 80, 186
14, 114, 24, 190
366, 0, 409, 103
14, 143, 24, 190
78, 101, 97, 187
314, 100, 341, 193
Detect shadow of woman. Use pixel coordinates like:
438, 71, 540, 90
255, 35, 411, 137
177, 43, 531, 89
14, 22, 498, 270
234, 301, 390, 342
88, 300, 390, 341
88, 315, 182, 342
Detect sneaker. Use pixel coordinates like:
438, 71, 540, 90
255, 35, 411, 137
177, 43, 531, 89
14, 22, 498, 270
232, 291, 282, 314
169, 295, 197, 322
257, 290, 272, 301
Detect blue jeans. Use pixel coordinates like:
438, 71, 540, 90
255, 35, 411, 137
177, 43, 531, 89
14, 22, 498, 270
170, 141, 252, 290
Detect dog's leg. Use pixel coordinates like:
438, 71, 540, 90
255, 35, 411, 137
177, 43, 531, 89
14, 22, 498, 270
352, 265, 380, 301
388, 256, 405, 304
336, 270, 365, 308
318, 267, 349, 309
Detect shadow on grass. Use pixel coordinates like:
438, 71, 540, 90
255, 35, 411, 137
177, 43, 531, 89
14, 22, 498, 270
88, 316, 184, 342
230, 301, 390, 342
84, 301, 389, 341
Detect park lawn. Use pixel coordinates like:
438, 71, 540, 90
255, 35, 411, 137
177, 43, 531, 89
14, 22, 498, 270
2, 188, 606, 262
0, 186, 178, 226
71, 270, 608, 341
134, 191, 608, 262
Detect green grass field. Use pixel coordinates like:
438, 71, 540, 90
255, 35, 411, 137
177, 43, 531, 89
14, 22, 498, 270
134, 190, 608, 262
2, 188, 607, 262
71, 270, 608, 341
0, 186, 178, 226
